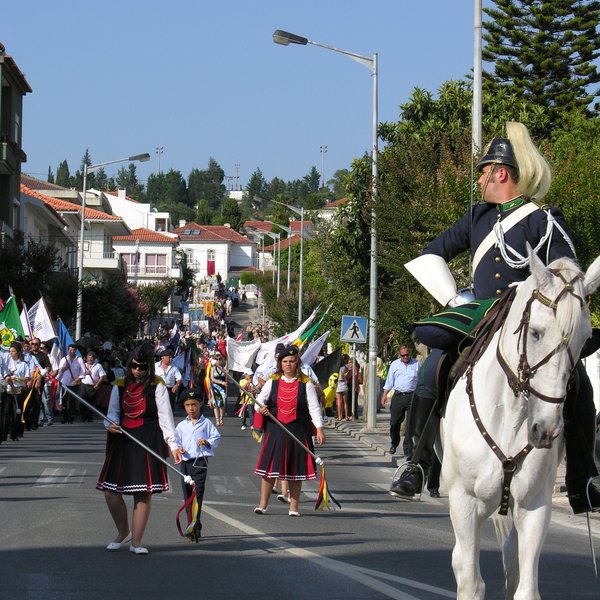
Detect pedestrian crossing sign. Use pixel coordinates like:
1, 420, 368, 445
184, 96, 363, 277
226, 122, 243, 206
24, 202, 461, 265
340, 315, 367, 343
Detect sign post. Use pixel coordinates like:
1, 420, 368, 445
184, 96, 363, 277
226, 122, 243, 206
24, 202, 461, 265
341, 315, 367, 419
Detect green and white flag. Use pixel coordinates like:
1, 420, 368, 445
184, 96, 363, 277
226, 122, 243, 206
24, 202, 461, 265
0, 296, 25, 350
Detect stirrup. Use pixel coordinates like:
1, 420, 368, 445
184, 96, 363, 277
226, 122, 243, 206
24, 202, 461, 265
389, 461, 425, 502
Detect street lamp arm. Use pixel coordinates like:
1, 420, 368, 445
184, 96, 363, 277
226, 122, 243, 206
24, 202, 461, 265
86, 153, 151, 173
273, 29, 374, 72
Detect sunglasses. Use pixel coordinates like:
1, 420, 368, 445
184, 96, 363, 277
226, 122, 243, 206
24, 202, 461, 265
400, 354, 409, 358
131, 362, 149, 370
30, 342, 40, 346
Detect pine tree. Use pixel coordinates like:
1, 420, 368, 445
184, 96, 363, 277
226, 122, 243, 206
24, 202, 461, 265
483, 0, 600, 129
55, 160, 70, 187
47, 166, 54, 184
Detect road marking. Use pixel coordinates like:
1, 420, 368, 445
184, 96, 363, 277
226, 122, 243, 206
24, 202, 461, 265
203, 504, 455, 599
34, 467, 86, 488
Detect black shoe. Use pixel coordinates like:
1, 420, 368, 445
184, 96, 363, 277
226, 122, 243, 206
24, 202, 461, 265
429, 488, 441, 498
567, 476, 600, 514
389, 464, 423, 498
389, 446, 397, 454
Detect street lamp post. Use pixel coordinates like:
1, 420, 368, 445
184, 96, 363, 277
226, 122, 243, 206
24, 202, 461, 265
272, 222, 291, 291
263, 231, 281, 298
266, 196, 304, 324
76, 152, 151, 340
273, 29, 379, 427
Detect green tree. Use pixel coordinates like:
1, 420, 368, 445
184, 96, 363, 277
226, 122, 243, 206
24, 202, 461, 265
137, 281, 176, 332
218, 197, 244, 230
327, 168, 350, 199
163, 169, 188, 205
47, 166, 54, 184
483, 0, 600, 129
245, 167, 268, 208
146, 172, 167, 206
196, 199, 212, 225
187, 158, 226, 210
115, 163, 145, 199
303, 166, 321, 195
55, 160, 71, 188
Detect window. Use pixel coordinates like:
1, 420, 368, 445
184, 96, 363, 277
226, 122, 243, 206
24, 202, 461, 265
121, 253, 140, 274
146, 254, 167, 274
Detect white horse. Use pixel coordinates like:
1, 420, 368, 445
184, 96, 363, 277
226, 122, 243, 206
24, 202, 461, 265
442, 251, 600, 600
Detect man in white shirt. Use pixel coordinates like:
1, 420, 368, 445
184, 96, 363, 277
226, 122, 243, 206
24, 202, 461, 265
155, 348, 183, 409
58, 344, 86, 424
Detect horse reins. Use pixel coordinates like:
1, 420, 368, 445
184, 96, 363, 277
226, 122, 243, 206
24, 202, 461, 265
467, 269, 586, 515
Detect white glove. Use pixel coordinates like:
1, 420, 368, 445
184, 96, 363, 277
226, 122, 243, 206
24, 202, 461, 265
447, 295, 469, 308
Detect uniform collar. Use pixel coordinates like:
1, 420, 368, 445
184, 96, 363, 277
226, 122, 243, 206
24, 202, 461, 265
497, 196, 526, 212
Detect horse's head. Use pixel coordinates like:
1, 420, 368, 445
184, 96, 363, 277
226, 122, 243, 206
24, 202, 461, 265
501, 250, 600, 449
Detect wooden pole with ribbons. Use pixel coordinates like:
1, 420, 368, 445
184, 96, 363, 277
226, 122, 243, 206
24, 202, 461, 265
226, 371, 341, 510
60, 384, 201, 541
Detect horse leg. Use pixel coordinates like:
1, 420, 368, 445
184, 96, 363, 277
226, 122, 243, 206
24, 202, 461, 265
502, 525, 519, 600
449, 488, 486, 599
511, 501, 551, 600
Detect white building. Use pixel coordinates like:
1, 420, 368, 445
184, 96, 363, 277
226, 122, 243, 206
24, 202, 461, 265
172, 221, 256, 285
112, 227, 181, 284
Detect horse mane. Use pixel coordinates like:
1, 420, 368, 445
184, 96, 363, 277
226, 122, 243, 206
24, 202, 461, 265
544, 257, 585, 337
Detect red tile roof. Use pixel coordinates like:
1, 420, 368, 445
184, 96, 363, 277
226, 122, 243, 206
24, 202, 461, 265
262, 235, 301, 252
243, 220, 273, 232
20, 184, 123, 221
172, 222, 253, 244
113, 227, 177, 243
104, 190, 140, 203
324, 197, 348, 208
22, 174, 71, 192
289, 220, 312, 232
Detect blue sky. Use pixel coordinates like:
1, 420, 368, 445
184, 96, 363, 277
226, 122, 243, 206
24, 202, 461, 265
5, 1, 489, 191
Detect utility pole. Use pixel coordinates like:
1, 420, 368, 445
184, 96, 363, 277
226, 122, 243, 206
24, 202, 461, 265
156, 146, 164, 174
234, 163, 240, 190
320, 145, 328, 188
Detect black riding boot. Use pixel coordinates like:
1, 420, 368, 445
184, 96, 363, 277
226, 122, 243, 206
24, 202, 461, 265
389, 394, 437, 498
564, 362, 600, 514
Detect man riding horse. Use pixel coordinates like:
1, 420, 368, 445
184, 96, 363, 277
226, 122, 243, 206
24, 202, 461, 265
391, 121, 600, 515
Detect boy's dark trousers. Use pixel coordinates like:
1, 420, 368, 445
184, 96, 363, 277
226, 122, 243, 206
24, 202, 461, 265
180, 458, 208, 528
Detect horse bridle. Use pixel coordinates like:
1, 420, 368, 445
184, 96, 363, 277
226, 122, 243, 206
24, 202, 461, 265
467, 269, 586, 514
497, 269, 586, 403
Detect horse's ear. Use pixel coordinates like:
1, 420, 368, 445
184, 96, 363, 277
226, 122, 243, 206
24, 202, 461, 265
529, 244, 552, 288
583, 254, 600, 297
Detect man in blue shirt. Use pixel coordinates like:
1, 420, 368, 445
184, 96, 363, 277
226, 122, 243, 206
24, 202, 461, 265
380, 346, 419, 455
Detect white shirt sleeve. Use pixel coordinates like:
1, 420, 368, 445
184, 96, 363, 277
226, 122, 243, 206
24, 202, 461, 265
104, 385, 120, 428
306, 381, 323, 429
254, 378, 272, 410
155, 382, 179, 451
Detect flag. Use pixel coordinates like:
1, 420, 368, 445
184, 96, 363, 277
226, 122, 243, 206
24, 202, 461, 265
312, 347, 342, 389
27, 297, 56, 341
300, 331, 330, 367
20, 307, 33, 338
226, 337, 261, 372
235, 331, 243, 342
0, 296, 26, 350
57, 318, 75, 356
292, 303, 332, 347
170, 322, 180, 354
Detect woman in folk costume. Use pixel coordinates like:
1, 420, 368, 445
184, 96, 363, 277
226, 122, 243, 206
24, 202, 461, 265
96, 342, 182, 554
391, 121, 600, 514
253, 345, 325, 517
209, 353, 227, 426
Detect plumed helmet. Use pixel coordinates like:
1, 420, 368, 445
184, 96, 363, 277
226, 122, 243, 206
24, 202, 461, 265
476, 138, 517, 172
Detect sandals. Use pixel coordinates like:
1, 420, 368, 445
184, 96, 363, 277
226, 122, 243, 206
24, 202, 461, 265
254, 506, 268, 515
277, 494, 291, 504
288, 511, 300, 517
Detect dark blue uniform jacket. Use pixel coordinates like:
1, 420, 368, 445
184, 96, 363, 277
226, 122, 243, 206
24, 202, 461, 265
423, 200, 576, 299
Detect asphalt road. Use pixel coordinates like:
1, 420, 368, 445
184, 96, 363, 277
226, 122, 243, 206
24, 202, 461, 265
1, 411, 599, 600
